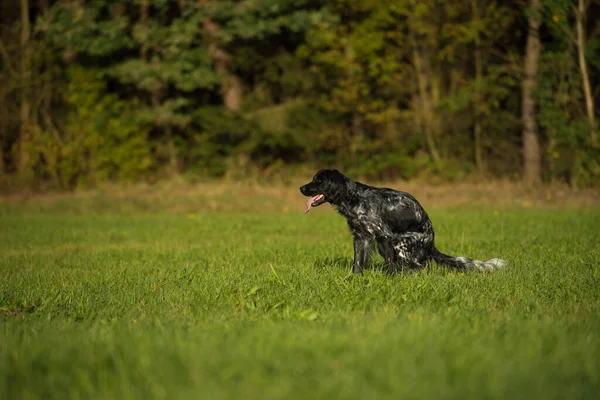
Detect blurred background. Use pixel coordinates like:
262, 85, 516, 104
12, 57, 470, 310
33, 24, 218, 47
0, 0, 599, 193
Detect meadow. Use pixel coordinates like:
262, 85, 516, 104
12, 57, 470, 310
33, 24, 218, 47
1, 184, 599, 399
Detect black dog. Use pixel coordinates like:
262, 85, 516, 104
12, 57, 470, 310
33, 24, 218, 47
300, 169, 506, 274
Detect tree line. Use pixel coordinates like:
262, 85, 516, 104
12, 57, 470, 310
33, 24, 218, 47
0, 0, 598, 190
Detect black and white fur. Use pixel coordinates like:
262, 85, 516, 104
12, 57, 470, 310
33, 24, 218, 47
300, 169, 506, 274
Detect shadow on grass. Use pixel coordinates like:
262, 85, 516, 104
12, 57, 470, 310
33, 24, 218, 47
313, 257, 454, 278
313, 257, 392, 273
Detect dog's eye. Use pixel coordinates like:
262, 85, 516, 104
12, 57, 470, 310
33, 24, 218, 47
315, 179, 322, 184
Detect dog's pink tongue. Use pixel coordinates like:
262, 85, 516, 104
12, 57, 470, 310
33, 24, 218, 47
304, 195, 321, 214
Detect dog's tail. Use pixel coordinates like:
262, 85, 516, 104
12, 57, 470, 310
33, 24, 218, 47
428, 247, 506, 272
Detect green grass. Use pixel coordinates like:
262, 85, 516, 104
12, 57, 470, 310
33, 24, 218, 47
1, 206, 599, 399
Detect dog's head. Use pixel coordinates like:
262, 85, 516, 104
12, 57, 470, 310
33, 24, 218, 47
300, 169, 351, 213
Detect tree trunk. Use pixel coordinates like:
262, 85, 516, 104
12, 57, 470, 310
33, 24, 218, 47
344, 39, 365, 157
18, 0, 32, 179
139, 0, 179, 174
221, 74, 242, 111
139, 0, 149, 61
408, 0, 441, 165
412, 43, 441, 164
521, 0, 542, 185
472, 0, 485, 176
575, 0, 597, 146
165, 125, 179, 175
203, 20, 242, 112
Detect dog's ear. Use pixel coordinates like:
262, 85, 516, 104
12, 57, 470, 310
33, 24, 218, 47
314, 168, 328, 179
330, 169, 346, 182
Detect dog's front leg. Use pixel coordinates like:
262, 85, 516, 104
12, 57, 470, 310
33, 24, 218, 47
352, 237, 373, 274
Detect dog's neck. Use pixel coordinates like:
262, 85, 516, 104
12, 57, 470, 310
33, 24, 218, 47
331, 181, 366, 218
335, 201, 356, 219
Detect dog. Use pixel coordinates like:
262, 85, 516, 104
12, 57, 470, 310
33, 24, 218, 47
300, 169, 506, 274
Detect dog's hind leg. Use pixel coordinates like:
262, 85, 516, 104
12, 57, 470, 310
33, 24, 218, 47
395, 253, 426, 271
391, 236, 428, 272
